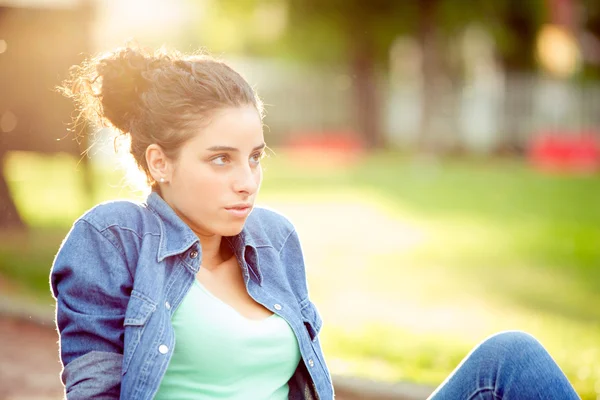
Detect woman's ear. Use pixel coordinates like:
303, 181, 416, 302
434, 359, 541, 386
146, 144, 172, 184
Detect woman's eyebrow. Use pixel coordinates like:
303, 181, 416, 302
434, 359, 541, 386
206, 143, 266, 152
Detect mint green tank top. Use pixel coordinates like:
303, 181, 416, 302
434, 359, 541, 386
154, 280, 302, 399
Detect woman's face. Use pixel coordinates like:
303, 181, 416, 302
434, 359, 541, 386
161, 106, 265, 237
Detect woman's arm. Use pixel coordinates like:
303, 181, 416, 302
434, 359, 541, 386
50, 218, 133, 399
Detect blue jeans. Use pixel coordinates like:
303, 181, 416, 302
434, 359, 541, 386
428, 331, 580, 399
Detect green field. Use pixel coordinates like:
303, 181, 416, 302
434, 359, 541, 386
2, 150, 599, 399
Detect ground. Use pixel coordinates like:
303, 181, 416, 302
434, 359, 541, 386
0, 316, 63, 400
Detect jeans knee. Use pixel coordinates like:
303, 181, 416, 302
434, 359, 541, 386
480, 330, 544, 357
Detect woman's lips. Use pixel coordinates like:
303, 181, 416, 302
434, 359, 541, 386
225, 205, 252, 218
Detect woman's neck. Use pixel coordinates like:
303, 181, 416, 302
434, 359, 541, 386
197, 233, 230, 271
165, 200, 231, 270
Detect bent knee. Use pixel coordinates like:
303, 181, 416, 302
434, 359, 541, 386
480, 330, 544, 355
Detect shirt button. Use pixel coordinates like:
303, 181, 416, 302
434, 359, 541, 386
158, 345, 169, 354
189, 250, 198, 259
165, 301, 171, 310
274, 304, 282, 311
308, 358, 314, 368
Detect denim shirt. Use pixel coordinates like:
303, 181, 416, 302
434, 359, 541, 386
50, 192, 334, 399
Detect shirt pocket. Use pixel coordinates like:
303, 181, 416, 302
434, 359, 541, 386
122, 290, 156, 375
299, 298, 322, 342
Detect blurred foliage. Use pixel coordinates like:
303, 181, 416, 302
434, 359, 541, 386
181, 0, 600, 74
178, 0, 600, 148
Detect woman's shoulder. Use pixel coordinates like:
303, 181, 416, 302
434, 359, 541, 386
75, 197, 159, 234
244, 206, 297, 249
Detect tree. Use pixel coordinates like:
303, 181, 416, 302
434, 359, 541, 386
0, 4, 93, 229
184, 0, 594, 151
281, 0, 418, 148
183, 0, 420, 148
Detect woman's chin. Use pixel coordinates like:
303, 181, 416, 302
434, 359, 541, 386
219, 222, 246, 237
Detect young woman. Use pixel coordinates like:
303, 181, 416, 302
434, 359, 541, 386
51, 46, 580, 400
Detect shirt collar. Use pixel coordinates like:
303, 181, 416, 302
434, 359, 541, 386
225, 234, 262, 285
146, 192, 262, 285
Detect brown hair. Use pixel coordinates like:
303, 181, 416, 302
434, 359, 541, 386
60, 45, 264, 189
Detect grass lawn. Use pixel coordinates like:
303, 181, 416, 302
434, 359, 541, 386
2, 150, 599, 399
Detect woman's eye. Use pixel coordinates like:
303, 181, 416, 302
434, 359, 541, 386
250, 152, 264, 164
211, 155, 229, 166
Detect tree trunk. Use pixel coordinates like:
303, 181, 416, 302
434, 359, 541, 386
0, 152, 25, 229
417, 0, 440, 153
348, 21, 383, 148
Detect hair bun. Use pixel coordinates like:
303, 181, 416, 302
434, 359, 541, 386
96, 47, 153, 133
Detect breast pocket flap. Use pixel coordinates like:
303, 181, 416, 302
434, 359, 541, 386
124, 291, 156, 327
300, 300, 322, 342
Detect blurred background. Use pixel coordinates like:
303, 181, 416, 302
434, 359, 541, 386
0, 0, 599, 399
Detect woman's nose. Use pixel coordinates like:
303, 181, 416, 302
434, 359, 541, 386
233, 164, 259, 194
